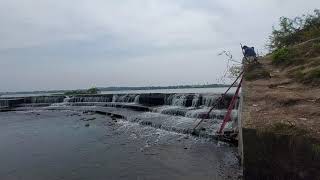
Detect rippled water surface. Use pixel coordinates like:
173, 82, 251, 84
0, 110, 240, 180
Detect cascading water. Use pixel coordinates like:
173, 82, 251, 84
165, 94, 187, 106
63, 96, 71, 103
50, 96, 72, 107
68, 96, 111, 103
112, 94, 140, 103
153, 93, 236, 120
30, 96, 65, 104
201, 95, 220, 107
134, 95, 140, 104
191, 94, 200, 107
0, 100, 9, 107
26, 93, 237, 121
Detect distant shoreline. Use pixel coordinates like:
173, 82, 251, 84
0, 84, 233, 96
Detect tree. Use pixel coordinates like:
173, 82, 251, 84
87, 87, 99, 94
268, 9, 320, 51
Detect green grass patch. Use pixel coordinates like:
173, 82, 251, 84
268, 123, 309, 136
303, 67, 320, 84
312, 42, 320, 49
271, 47, 297, 65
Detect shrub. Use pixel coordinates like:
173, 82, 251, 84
268, 9, 320, 51
271, 47, 295, 64
64, 87, 100, 95
87, 87, 99, 94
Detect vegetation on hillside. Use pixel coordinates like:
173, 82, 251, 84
268, 9, 320, 51
266, 9, 320, 85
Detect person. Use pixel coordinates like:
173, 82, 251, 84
242, 45, 258, 64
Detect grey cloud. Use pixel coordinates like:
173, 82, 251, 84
0, 0, 319, 91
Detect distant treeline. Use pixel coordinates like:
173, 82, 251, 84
0, 84, 232, 95
98, 84, 232, 91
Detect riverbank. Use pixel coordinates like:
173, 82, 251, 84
240, 38, 320, 179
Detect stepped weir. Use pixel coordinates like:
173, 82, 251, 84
0, 93, 239, 139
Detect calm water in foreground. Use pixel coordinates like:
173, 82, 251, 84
0, 110, 240, 180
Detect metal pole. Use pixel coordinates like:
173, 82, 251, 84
218, 77, 243, 134
192, 71, 243, 130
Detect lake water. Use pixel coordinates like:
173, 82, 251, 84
0, 110, 241, 179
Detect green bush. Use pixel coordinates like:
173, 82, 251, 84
87, 87, 99, 94
271, 47, 294, 64
64, 87, 100, 95
268, 9, 320, 51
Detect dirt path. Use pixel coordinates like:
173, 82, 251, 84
242, 57, 320, 139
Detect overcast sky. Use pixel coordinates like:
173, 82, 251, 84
0, 0, 319, 92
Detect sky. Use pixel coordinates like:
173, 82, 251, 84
0, 0, 319, 92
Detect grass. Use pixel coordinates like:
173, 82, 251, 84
270, 39, 320, 85
288, 66, 320, 85
272, 47, 295, 65
244, 62, 270, 81
268, 123, 309, 136
303, 67, 320, 84
312, 41, 320, 50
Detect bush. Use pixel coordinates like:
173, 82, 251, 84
87, 87, 99, 94
268, 9, 320, 51
271, 47, 295, 65
64, 87, 100, 95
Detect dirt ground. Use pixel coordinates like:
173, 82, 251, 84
242, 57, 320, 139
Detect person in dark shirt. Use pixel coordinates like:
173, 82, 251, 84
242, 45, 258, 63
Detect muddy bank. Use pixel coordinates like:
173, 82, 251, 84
240, 54, 320, 179
242, 128, 320, 179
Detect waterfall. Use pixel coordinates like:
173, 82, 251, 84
164, 94, 223, 107
68, 96, 111, 103
134, 95, 140, 104
30, 96, 65, 104
201, 95, 220, 107
0, 100, 9, 107
63, 96, 71, 103
112, 94, 140, 103
165, 94, 187, 106
191, 94, 201, 107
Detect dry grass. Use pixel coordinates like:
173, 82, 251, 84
242, 47, 320, 139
